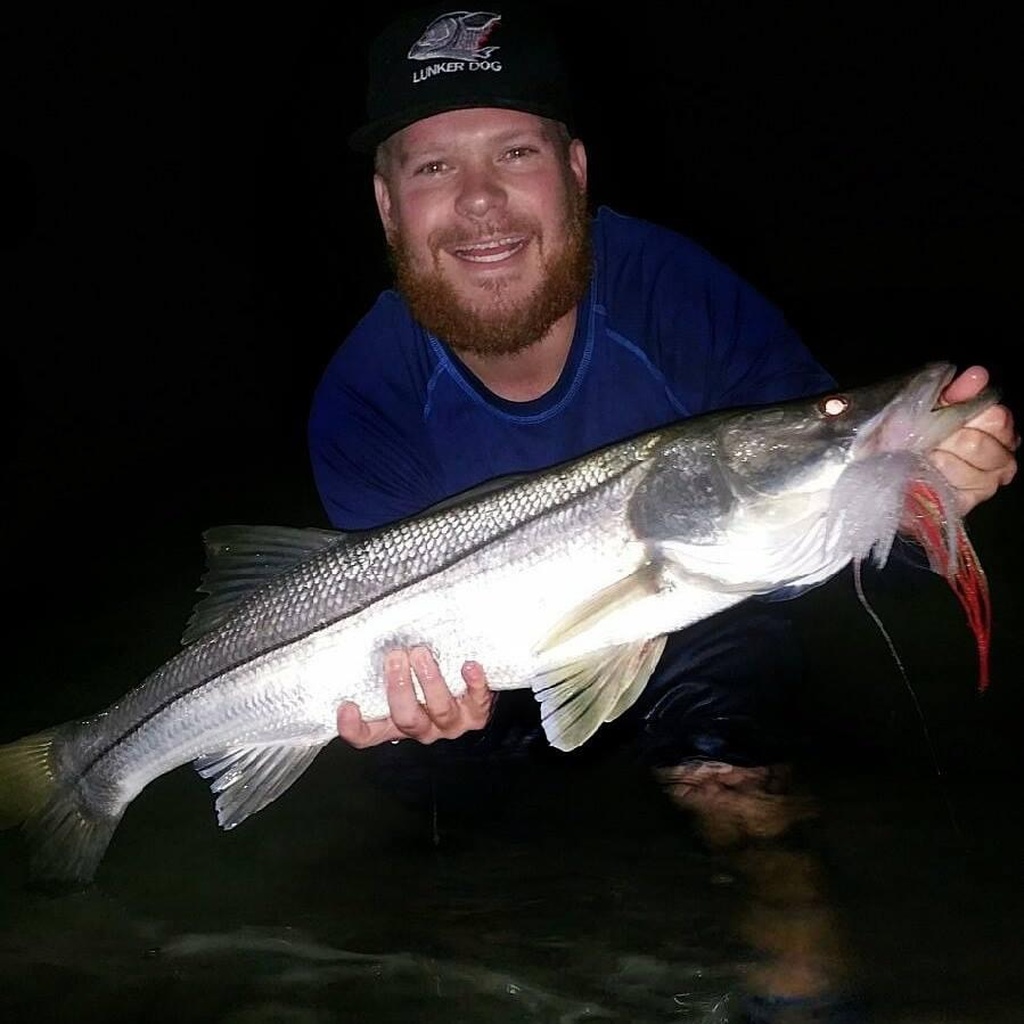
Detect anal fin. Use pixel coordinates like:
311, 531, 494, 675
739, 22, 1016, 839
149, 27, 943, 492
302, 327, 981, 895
194, 741, 329, 830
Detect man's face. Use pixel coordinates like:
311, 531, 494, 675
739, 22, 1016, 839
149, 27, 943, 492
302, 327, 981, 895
373, 107, 591, 358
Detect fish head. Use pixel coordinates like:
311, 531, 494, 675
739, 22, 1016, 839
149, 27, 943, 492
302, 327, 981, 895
824, 361, 999, 570
627, 370, 916, 549
629, 361, 999, 585
717, 361, 998, 497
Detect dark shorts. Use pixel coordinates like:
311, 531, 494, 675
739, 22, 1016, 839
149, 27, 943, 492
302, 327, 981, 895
360, 601, 806, 810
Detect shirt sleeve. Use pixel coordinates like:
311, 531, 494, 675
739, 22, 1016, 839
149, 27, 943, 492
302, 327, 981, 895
598, 210, 837, 411
681, 263, 836, 409
307, 299, 444, 530
705, 283, 837, 409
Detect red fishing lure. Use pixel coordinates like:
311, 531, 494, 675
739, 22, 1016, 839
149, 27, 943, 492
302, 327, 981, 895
903, 480, 991, 691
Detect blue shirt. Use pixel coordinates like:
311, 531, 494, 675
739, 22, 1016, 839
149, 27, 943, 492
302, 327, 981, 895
309, 206, 836, 530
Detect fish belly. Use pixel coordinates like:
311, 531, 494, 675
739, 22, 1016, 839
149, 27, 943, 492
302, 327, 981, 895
305, 515, 649, 720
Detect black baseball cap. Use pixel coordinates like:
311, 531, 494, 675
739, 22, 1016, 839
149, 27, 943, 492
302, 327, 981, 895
349, 3, 576, 153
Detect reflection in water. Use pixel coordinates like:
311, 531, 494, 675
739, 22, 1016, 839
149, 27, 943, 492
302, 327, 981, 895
658, 760, 861, 1022
1, 747, 1021, 1023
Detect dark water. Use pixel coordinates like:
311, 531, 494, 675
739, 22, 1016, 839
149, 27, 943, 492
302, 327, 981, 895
1, 748, 1021, 1023
2, 493, 1022, 1024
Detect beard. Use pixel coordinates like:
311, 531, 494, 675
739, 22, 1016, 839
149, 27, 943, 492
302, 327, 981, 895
386, 180, 593, 359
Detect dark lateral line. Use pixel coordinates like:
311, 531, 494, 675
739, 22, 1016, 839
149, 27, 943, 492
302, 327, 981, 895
76, 468, 640, 778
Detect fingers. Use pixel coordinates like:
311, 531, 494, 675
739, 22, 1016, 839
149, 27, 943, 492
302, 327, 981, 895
930, 445, 1017, 514
337, 647, 495, 748
929, 368, 1018, 516
337, 701, 403, 749
389, 647, 457, 740
940, 365, 988, 405
930, 427, 1017, 516
939, 365, 1018, 451
459, 660, 495, 730
937, 412, 1018, 473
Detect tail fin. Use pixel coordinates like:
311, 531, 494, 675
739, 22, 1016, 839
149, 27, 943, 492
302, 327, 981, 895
0, 729, 122, 888
0, 729, 58, 829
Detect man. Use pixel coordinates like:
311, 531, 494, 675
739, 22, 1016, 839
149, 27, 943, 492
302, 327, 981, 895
310, 0, 1015, 750
308, 2, 1017, 1016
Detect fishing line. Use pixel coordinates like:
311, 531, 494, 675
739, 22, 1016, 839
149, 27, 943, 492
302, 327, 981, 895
852, 560, 943, 776
851, 560, 963, 839
430, 749, 442, 848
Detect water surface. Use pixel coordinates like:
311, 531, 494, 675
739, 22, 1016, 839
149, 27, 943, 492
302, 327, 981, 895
2, 509, 1021, 1024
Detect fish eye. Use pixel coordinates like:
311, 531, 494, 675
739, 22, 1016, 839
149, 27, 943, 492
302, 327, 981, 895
819, 394, 850, 417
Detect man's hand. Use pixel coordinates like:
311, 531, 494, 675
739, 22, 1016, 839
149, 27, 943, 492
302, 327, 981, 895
930, 365, 1018, 516
337, 646, 494, 748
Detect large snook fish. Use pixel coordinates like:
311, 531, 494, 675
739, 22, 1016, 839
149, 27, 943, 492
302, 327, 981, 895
0, 362, 997, 887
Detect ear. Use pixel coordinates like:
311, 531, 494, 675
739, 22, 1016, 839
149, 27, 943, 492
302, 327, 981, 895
373, 174, 394, 234
568, 139, 588, 192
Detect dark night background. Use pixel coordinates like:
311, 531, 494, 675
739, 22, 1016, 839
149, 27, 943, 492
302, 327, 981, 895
2, 3, 1021, 766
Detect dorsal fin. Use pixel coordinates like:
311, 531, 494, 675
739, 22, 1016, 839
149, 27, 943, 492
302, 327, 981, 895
181, 525, 346, 644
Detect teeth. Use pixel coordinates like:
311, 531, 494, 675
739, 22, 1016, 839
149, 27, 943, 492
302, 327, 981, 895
454, 237, 524, 262
465, 236, 517, 250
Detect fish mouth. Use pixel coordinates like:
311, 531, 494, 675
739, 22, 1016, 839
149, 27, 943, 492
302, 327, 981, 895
853, 361, 979, 459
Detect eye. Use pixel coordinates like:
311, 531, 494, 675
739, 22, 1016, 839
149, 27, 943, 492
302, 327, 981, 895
414, 160, 447, 176
503, 145, 537, 161
819, 394, 850, 417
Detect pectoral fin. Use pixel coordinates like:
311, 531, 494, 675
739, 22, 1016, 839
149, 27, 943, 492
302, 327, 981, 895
194, 741, 329, 830
535, 562, 662, 652
530, 636, 668, 752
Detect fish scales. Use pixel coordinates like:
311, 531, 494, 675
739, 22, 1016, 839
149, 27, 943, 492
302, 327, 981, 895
28, 441, 659, 821
67, 437, 655, 778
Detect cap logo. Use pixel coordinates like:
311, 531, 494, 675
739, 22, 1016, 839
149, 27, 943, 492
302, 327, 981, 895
408, 11, 503, 82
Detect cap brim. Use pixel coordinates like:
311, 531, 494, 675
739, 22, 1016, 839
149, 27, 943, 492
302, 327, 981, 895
349, 98, 573, 154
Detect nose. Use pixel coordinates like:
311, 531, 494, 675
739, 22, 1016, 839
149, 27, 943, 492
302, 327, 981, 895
454, 164, 506, 219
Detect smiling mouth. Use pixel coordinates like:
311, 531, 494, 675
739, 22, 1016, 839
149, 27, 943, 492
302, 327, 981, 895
450, 236, 528, 263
